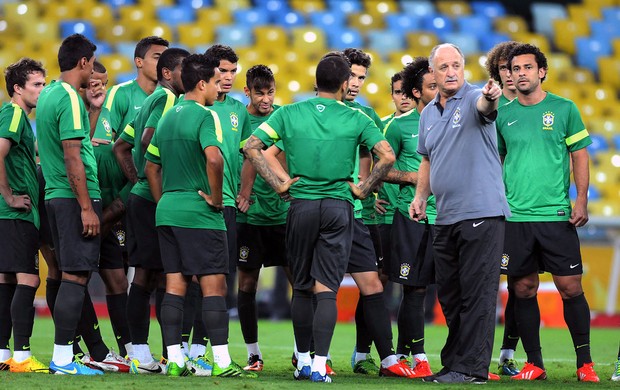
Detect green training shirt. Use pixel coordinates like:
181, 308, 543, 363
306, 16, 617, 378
118, 85, 177, 202
254, 97, 386, 204
104, 79, 149, 133
145, 99, 226, 230
496, 92, 592, 222
210, 95, 253, 208
384, 108, 437, 224
92, 107, 127, 207
36, 81, 100, 200
0, 103, 39, 228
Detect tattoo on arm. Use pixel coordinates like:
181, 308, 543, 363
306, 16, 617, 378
244, 136, 283, 193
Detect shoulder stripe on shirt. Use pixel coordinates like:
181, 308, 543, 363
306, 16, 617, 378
257, 122, 279, 141
60, 83, 82, 130
104, 80, 133, 111
163, 89, 176, 114
565, 129, 589, 146
8, 104, 22, 133
202, 104, 224, 143
147, 143, 159, 157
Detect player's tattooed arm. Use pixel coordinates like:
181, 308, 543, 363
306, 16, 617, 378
243, 135, 299, 201
350, 140, 395, 199
112, 138, 138, 184
383, 168, 417, 186
144, 160, 162, 203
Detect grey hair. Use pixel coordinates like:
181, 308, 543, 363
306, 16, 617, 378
429, 43, 465, 69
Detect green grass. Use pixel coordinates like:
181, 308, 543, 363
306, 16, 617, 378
1, 317, 618, 388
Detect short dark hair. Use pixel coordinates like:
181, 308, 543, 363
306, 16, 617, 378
246, 65, 275, 91
343, 48, 371, 69
134, 36, 169, 59
320, 51, 352, 67
4, 58, 46, 97
316, 55, 351, 93
204, 44, 239, 64
390, 72, 403, 93
485, 41, 519, 86
507, 43, 548, 83
58, 34, 97, 72
93, 61, 106, 74
181, 53, 220, 92
156, 47, 190, 81
401, 57, 430, 102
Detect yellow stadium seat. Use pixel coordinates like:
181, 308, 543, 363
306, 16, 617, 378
291, 27, 328, 61
589, 200, 620, 217
387, 51, 416, 67
552, 19, 589, 55
138, 23, 174, 42
405, 32, 439, 57
363, 0, 399, 16
254, 26, 289, 50
436, 1, 471, 16
99, 21, 143, 44
579, 101, 605, 123
280, 49, 312, 74
196, 8, 232, 25
348, 12, 385, 30
567, 4, 602, 21
583, 0, 615, 7
290, 0, 325, 13
465, 55, 487, 83
2, 2, 39, 35
598, 57, 620, 90
547, 85, 584, 102
511, 33, 550, 54
177, 23, 215, 48
613, 38, 620, 58
23, 20, 59, 48
584, 84, 618, 103
494, 16, 529, 36
588, 119, 620, 140
546, 53, 572, 78
602, 105, 620, 121
139, 0, 173, 8
214, 0, 251, 10
593, 151, 620, 169
42, 2, 81, 20
236, 47, 269, 67
84, 4, 115, 29
119, 5, 156, 26
98, 53, 134, 74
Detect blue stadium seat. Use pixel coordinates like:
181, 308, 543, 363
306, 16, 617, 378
257, 0, 290, 20
456, 14, 492, 38
590, 20, 620, 40
602, 6, 620, 22
367, 30, 405, 56
96, 41, 114, 55
575, 37, 612, 72
116, 42, 137, 61
228, 91, 248, 105
233, 9, 270, 27
569, 183, 601, 202
471, 1, 506, 18
479, 32, 511, 52
101, 0, 135, 8
531, 2, 567, 38
421, 15, 454, 38
327, 0, 361, 13
293, 92, 318, 102
309, 10, 346, 30
115, 71, 136, 84
384, 13, 422, 32
273, 10, 306, 28
216, 24, 254, 47
401, 0, 435, 17
156, 6, 196, 26
442, 33, 479, 56
60, 20, 97, 42
327, 27, 363, 50
613, 134, 620, 150
178, 0, 212, 9
587, 134, 610, 156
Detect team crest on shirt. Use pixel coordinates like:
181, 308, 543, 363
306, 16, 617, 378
542, 111, 554, 130
102, 118, 112, 138
116, 229, 126, 247
316, 104, 325, 112
399, 263, 411, 279
34, 252, 39, 270
501, 253, 509, 269
452, 107, 461, 128
239, 246, 249, 261
230, 112, 239, 131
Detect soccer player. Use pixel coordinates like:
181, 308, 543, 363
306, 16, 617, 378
496, 43, 599, 382
244, 54, 397, 383
381, 57, 437, 378
485, 40, 522, 377
113, 47, 189, 374
144, 53, 255, 378
0, 58, 47, 373
36, 33, 103, 375
410, 43, 509, 384
236, 65, 291, 372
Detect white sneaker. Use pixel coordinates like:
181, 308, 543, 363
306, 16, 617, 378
83, 350, 130, 373
612, 359, 620, 381
130, 358, 165, 374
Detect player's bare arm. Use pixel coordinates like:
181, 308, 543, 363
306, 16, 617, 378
410, 156, 431, 221
63, 138, 99, 237
101, 198, 125, 237
383, 168, 417, 186
199, 145, 224, 210
263, 144, 290, 181
237, 158, 255, 213
0, 138, 31, 212
569, 147, 589, 227
140, 127, 156, 157
112, 137, 138, 184
477, 79, 501, 117
144, 160, 162, 203
351, 140, 395, 199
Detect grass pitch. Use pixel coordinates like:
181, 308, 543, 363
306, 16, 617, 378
1, 317, 618, 389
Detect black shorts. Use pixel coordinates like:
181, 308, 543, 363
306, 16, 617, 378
126, 194, 162, 269
390, 212, 435, 286
346, 219, 378, 274
0, 219, 39, 274
224, 206, 237, 274
37, 165, 53, 248
158, 226, 228, 276
378, 223, 393, 271
366, 224, 383, 268
237, 223, 287, 270
503, 221, 582, 277
45, 198, 102, 273
286, 199, 353, 292
99, 230, 124, 269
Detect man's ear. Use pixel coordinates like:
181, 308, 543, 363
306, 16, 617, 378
135, 57, 143, 69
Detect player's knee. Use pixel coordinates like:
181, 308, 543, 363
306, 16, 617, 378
17, 274, 40, 289
513, 279, 538, 298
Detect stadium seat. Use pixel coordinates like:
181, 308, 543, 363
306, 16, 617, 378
589, 200, 620, 217
479, 32, 512, 53
421, 14, 454, 38
309, 10, 346, 30
367, 30, 404, 57
23, 20, 60, 47
291, 27, 327, 60
178, 23, 215, 48
138, 23, 174, 42
464, 54, 487, 83
512, 33, 550, 54
576, 37, 612, 73
531, 2, 567, 38
602, 6, 620, 22
456, 14, 492, 37
178, 0, 213, 9
587, 134, 610, 157
257, 0, 290, 20
118, 6, 156, 26
254, 26, 289, 50
406, 32, 439, 57
494, 16, 529, 36
115, 71, 137, 84
471, 1, 506, 18
2, 2, 40, 29
98, 53, 134, 75
43, 2, 81, 21
60, 20, 97, 41
436, 1, 471, 17
327, 0, 362, 13
273, 10, 306, 28
214, 0, 251, 9
101, 0, 136, 8
348, 12, 385, 30
233, 8, 271, 26
216, 24, 254, 47
552, 19, 589, 55
400, 0, 435, 17
290, 0, 325, 13
590, 20, 620, 41
156, 5, 196, 26
83, 4, 114, 30
567, 4, 602, 21
383, 13, 422, 32
589, 119, 620, 140
196, 8, 232, 25
326, 27, 363, 50
442, 33, 480, 56
363, 0, 398, 16
598, 57, 620, 89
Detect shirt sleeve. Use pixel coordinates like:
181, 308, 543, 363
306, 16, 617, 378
238, 109, 253, 150
254, 108, 283, 148
358, 115, 386, 151
565, 101, 591, 152
0, 105, 23, 144
145, 94, 175, 129
199, 111, 224, 151
104, 85, 127, 133
118, 121, 135, 146
417, 115, 429, 156
144, 129, 161, 165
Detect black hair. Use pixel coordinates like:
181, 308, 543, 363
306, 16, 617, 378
204, 44, 239, 64
181, 53, 220, 92
134, 36, 169, 59
5, 58, 46, 97
93, 61, 106, 74
246, 64, 275, 91
156, 47, 190, 81
316, 55, 352, 93
485, 41, 519, 86
401, 56, 430, 102
507, 43, 548, 83
343, 48, 371, 69
390, 72, 403, 93
58, 34, 96, 72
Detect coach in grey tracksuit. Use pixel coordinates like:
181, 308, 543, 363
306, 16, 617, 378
410, 43, 511, 384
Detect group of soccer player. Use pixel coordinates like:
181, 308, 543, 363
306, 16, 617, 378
0, 30, 618, 383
